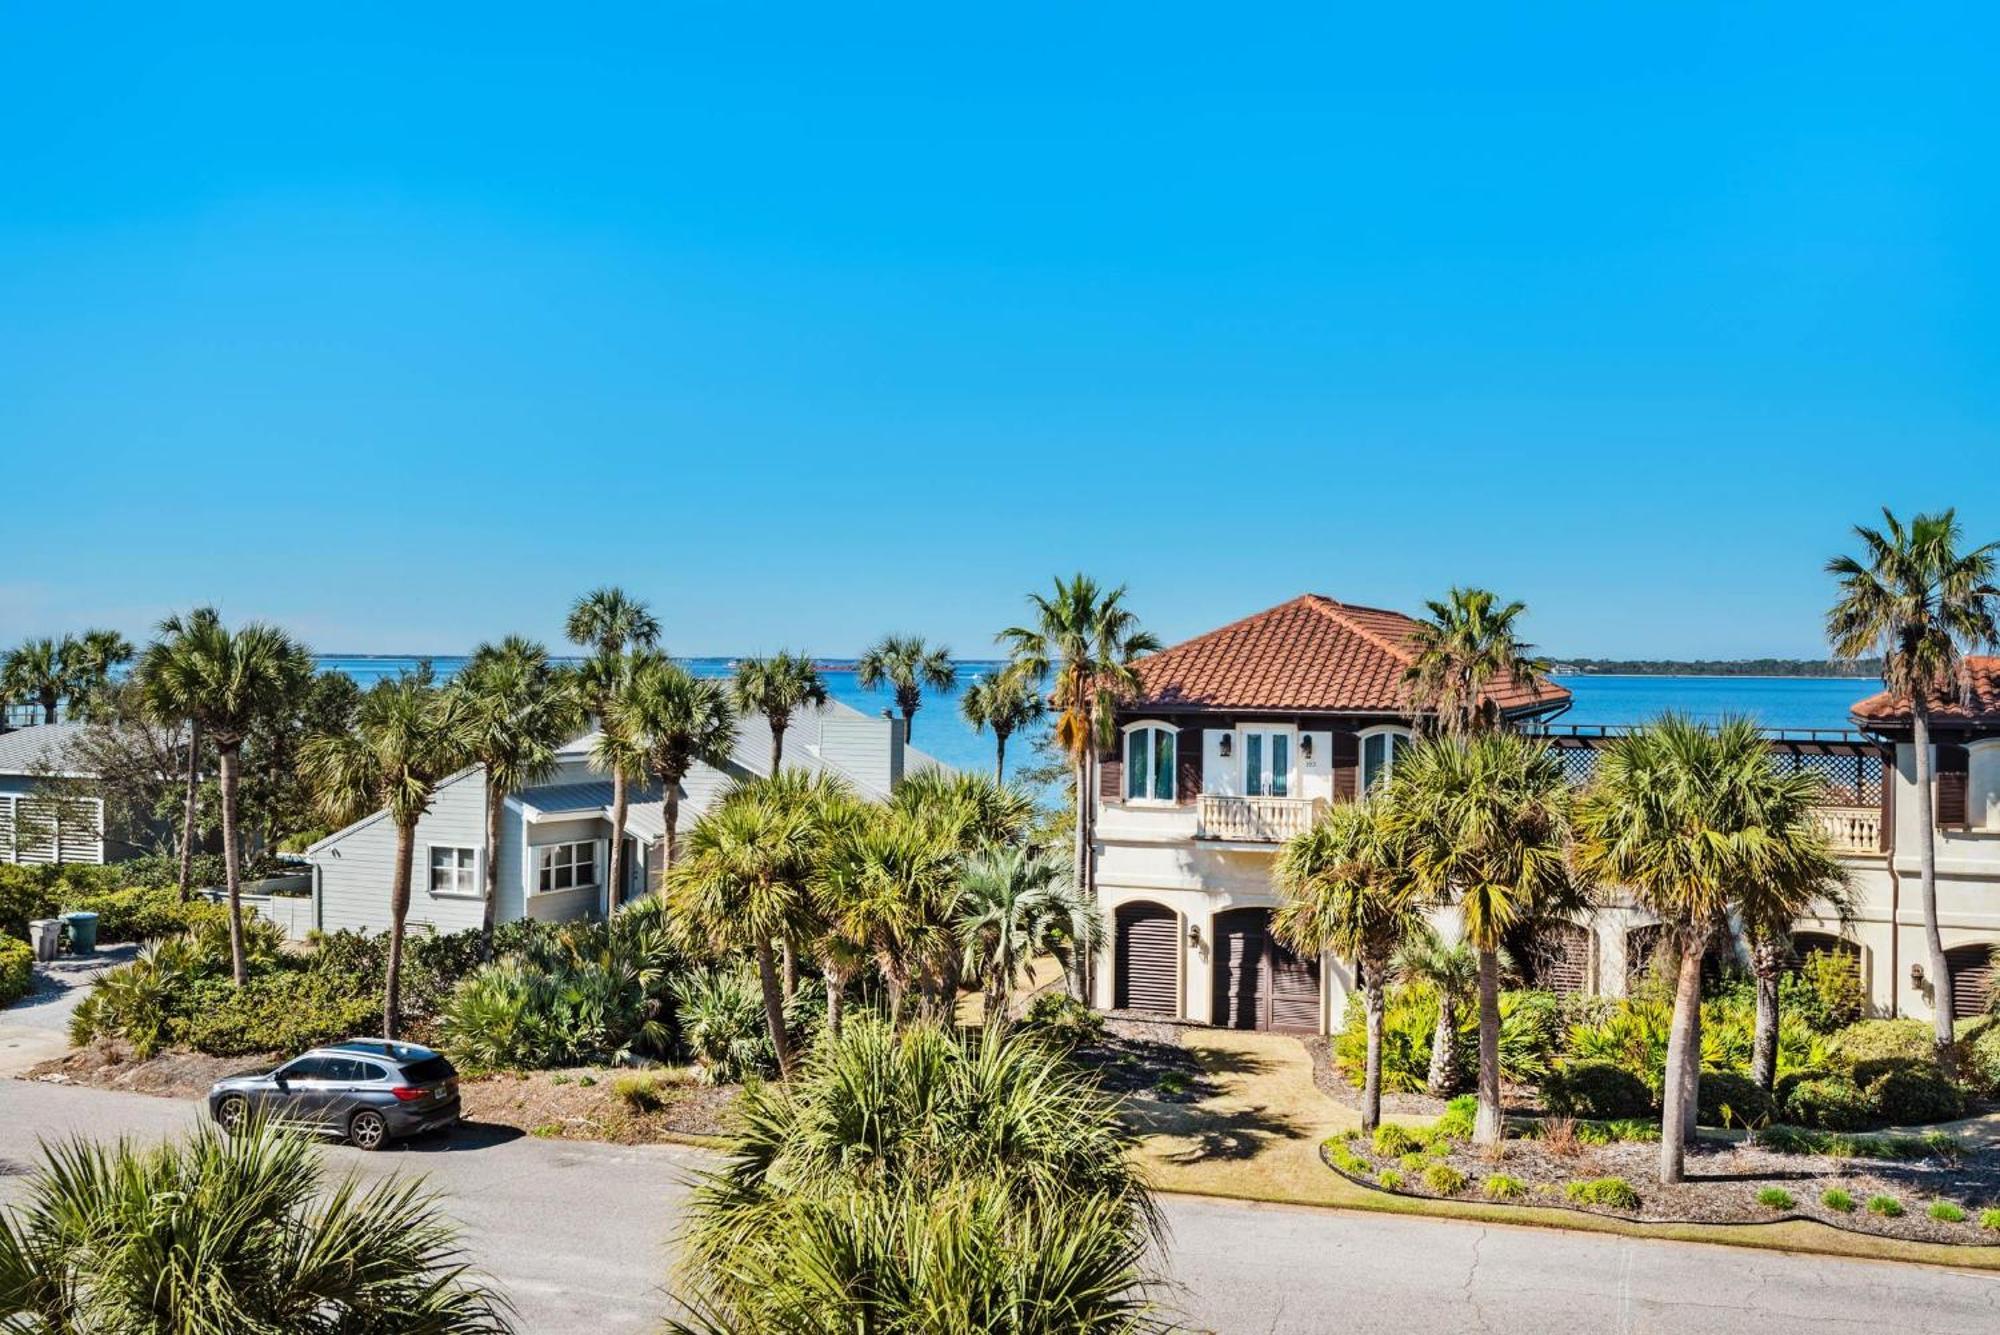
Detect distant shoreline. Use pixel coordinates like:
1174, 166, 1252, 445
1549, 672, 1875, 683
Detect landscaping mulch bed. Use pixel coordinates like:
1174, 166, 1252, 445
26, 1040, 273, 1098
1077, 1014, 1211, 1102
1328, 1125, 2000, 1245
1301, 1036, 1542, 1120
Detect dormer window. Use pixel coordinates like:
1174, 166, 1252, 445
1123, 723, 1178, 803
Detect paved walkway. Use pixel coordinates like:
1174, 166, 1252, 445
0, 945, 136, 1077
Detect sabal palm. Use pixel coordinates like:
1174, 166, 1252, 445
890, 768, 1037, 852
453, 638, 580, 956
1740, 812, 1851, 1091
0, 1120, 511, 1333
959, 666, 1047, 782
2, 638, 73, 724
1573, 716, 1825, 1182
1402, 587, 1551, 735
999, 575, 1160, 974
732, 651, 828, 775
1393, 925, 1480, 1097
1827, 507, 1999, 1051
955, 845, 1077, 1021
136, 606, 221, 901
302, 670, 470, 1037
611, 656, 737, 873
855, 633, 956, 740
141, 618, 309, 985
1379, 732, 1577, 1145
814, 805, 962, 1025
1274, 804, 1423, 1130
666, 782, 816, 1077
567, 587, 661, 912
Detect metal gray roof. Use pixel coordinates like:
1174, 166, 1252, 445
515, 780, 663, 815
0, 723, 89, 775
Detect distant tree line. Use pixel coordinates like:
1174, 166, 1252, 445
1550, 656, 1883, 678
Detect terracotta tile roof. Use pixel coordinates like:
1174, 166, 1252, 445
1850, 656, 2000, 727
1127, 594, 1571, 717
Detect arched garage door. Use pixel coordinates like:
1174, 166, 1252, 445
1114, 901, 1180, 1015
1944, 944, 1996, 1023
1211, 907, 1321, 1033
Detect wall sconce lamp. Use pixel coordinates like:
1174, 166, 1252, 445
1187, 923, 1203, 949
1910, 962, 1926, 986
1218, 735, 1232, 759
1299, 734, 1314, 762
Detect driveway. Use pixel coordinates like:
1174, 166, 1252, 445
0, 945, 137, 1077
4, 1077, 2000, 1332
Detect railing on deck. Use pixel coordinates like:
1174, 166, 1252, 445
1197, 794, 1326, 843
1816, 805, 1884, 855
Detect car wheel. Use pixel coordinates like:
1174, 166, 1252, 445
215, 1095, 249, 1136
349, 1109, 389, 1152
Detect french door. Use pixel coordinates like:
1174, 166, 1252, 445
1242, 729, 1291, 797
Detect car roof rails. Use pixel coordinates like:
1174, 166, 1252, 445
327, 1037, 432, 1060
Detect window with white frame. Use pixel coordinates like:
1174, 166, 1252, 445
537, 840, 598, 893
1123, 725, 1177, 802
1970, 739, 2000, 831
428, 846, 477, 896
1359, 727, 1414, 795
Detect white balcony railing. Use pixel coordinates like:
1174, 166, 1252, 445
1197, 794, 1326, 843
1816, 805, 1883, 855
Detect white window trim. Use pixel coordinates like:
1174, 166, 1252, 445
1237, 723, 1299, 799
1357, 725, 1416, 797
1119, 720, 1181, 805
424, 843, 482, 900
532, 838, 602, 896
1967, 738, 2000, 832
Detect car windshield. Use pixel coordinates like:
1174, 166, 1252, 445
402, 1056, 454, 1083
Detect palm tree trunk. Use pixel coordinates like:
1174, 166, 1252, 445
1473, 948, 1503, 1145
1659, 939, 1704, 1183
824, 970, 846, 1039
1750, 938, 1781, 1091
662, 786, 682, 882
754, 939, 796, 1078
1362, 970, 1386, 1133
608, 770, 629, 914
480, 785, 503, 961
176, 720, 201, 902
782, 940, 798, 1002
385, 819, 416, 1040
218, 743, 248, 987
1427, 992, 1458, 1098
1072, 750, 1090, 1001
770, 720, 785, 777
41, 692, 57, 725
994, 729, 1008, 784
1912, 705, 1954, 1066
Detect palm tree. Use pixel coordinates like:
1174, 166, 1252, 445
732, 651, 828, 775
1000, 575, 1161, 960
1275, 804, 1423, 1130
142, 618, 309, 985
959, 666, 1047, 782
452, 638, 581, 958
1573, 716, 1822, 1182
1380, 732, 1578, 1145
1393, 924, 1480, 1099
667, 781, 814, 1077
890, 768, 1037, 852
1402, 587, 1551, 735
1742, 828, 1852, 1090
302, 669, 471, 1037
814, 805, 963, 1025
955, 845, 1078, 1022
2, 637, 74, 724
0, 1121, 512, 1332
567, 586, 662, 917
135, 607, 221, 901
611, 656, 737, 874
1827, 508, 1999, 1055
855, 633, 957, 741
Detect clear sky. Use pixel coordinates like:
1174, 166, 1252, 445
3, 5, 1995, 660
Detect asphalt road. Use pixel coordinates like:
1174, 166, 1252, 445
2, 1078, 1998, 1333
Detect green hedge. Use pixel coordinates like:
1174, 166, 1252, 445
0, 936, 32, 1007
172, 973, 381, 1057
1, 858, 293, 941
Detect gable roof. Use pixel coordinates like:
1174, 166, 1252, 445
0, 722, 91, 777
1850, 656, 2000, 729
1126, 594, 1570, 718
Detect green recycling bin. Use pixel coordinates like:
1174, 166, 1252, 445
60, 911, 99, 955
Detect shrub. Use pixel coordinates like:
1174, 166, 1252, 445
1780, 1075, 1877, 1131
612, 1072, 666, 1113
1866, 1194, 1903, 1217
1862, 1063, 1964, 1127
1981, 1208, 2000, 1232
1334, 991, 1438, 1094
1020, 991, 1104, 1048
1781, 949, 1867, 1033
1966, 1021, 2000, 1099
1421, 1163, 1467, 1196
1541, 1060, 1653, 1120
1827, 1019, 1940, 1070
1574, 1118, 1660, 1145
173, 972, 380, 1056
1565, 1177, 1640, 1210
1376, 1169, 1405, 1191
1820, 1188, 1855, 1212
1482, 1174, 1526, 1201
1928, 1201, 1967, 1223
70, 936, 207, 1057
1433, 1094, 1478, 1141
56, 885, 220, 944
1696, 1069, 1778, 1128
1755, 1187, 1795, 1210
0, 935, 31, 1007
1371, 1124, 1422, 1158
1324, 1140, 1370, 1176
672, 967, 774, 1085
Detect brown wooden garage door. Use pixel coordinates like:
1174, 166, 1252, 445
1212, 907, 1320, 1033
1114, 902, 1180, 1015
1945, 944, 1996, 1022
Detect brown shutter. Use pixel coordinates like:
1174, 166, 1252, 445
1114, 902, 1180, 1014
1177, 727, 1202, 804
1099, 757, 1123, 803
1330, 729, 1360, 803
1937, 744, 1970, 828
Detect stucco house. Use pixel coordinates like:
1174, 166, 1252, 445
305, 698, 937, 937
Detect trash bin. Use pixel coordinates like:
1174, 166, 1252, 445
28, 918, 62, 963
61, 911, 100, 955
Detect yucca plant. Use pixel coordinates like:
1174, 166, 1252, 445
0, 1120, 511, 1332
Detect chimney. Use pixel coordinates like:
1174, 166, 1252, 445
882, 709, 906, 788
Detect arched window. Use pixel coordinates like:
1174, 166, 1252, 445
1122, 722, 1178, 803
1358, 726, 1414, 795
1968, 739, 2000, 831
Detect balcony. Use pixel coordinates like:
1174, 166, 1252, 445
1816, 805, 1884, 856
1197, 793, 1326, 843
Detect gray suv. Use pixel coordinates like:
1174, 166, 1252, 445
207, 1039, 461, 1150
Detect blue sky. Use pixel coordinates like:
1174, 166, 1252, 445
2, 5, 1995, 659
